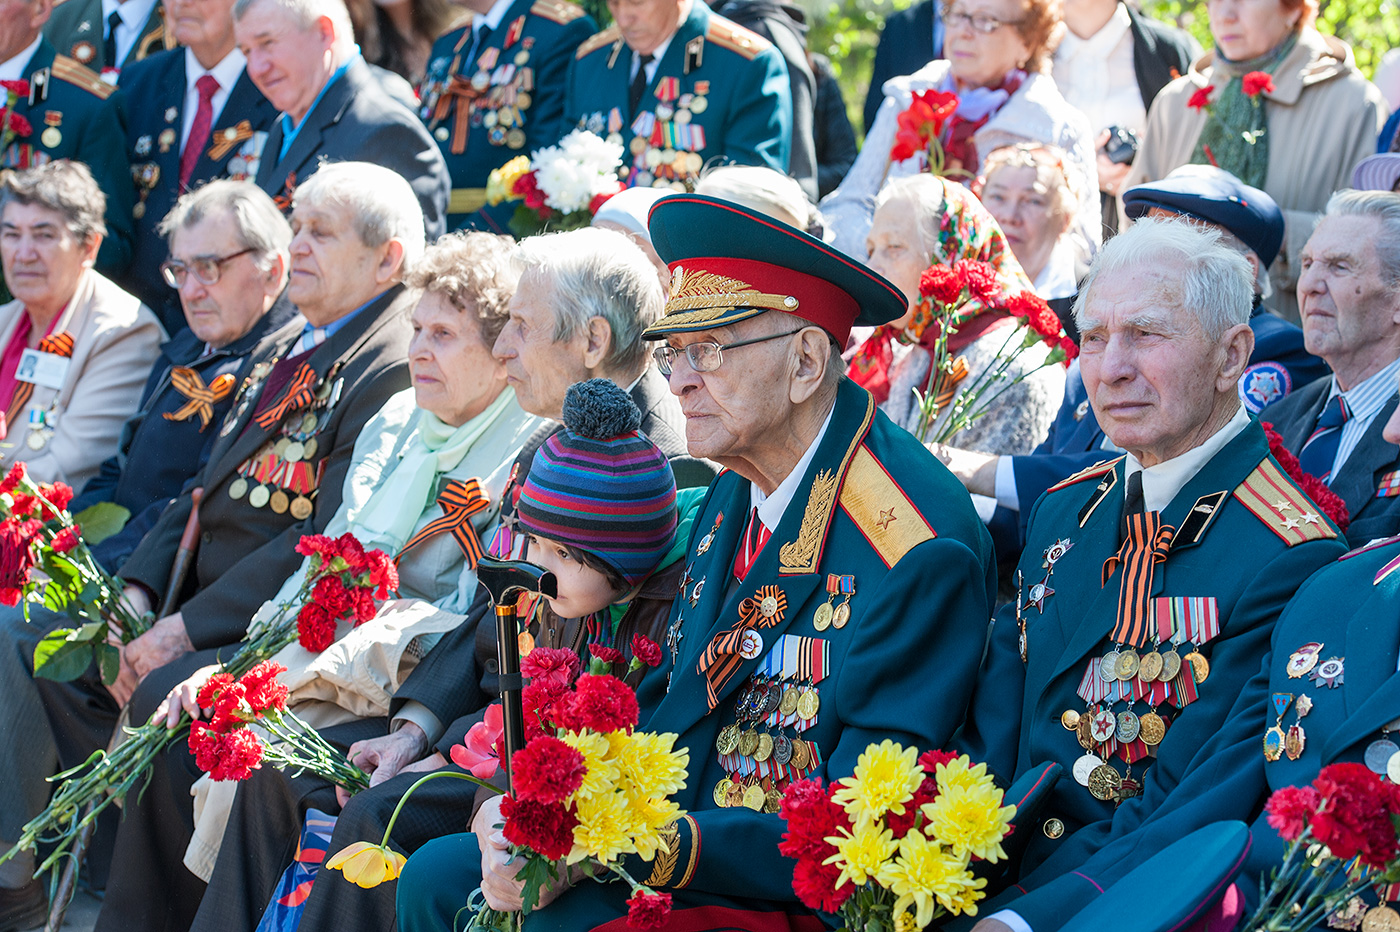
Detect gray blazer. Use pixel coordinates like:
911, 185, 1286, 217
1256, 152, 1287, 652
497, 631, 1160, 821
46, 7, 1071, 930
254, 58, 451, 240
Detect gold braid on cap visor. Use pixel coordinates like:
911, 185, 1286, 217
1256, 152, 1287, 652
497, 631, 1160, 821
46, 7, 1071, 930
658, 267, 801, 327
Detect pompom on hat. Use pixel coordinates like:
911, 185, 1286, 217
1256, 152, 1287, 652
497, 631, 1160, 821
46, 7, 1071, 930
515, 379, 678, 589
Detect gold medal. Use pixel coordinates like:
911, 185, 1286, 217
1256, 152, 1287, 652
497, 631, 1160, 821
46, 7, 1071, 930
302, 437, 319, 460
812, 603, 832, 631
1138, 650, 1164, 682
742, 784, 764, 811
779, 685, 799, 717
1159, 649, 1182, 682
1362, 906, 1400, 932
1087, 763, 1123, 801
715, 723, 739, 755
1286, 642, 1323, 678
713, 777, 731, 807
1285, 724, 1305, 761
1061, 709, 1080, 730
690, 95, 707, 113
759, 594, 779, 618
25, 431, 46, 450
1116, 649, 1140, 681
1138, 712, 1166, 746
248, 484, 271, 508
506, 128, 526, 149
754, 733, 773, 763
1263, 724, 1285, 761
283, 440, 305, 463
300, 413, 319, 433
763, 788, 783, 813
797, 688, 819, 721
832, 603, 851, 629
1184, 651, 1210, 683
789, 737, 810, 770
290, 495, 314, 520
228, 477, 249, 500
41, 127, 61, 148
516, 92, 532, 109
274, 437, 291, 457
1076, 713, 1095, 749
269, 490, 290, 514
725, 781, 746, 807
737, 728, 760, 758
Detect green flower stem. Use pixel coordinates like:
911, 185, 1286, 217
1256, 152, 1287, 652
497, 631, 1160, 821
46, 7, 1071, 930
377, 770, 503, 850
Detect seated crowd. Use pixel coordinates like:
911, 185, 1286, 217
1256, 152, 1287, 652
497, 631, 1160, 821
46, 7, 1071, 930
0, 0, 1398, 926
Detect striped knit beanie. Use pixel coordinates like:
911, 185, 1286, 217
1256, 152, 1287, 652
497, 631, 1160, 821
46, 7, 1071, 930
516, 379, 678, 588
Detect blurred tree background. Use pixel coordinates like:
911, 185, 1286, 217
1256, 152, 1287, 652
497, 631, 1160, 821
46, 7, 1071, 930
798, 0, 1400, 145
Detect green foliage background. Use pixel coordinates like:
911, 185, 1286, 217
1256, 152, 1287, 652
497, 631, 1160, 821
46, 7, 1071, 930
798, 0, 1400, 145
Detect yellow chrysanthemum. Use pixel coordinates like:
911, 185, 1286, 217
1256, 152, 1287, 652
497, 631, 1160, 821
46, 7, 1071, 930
486, 155, 531, 205
893, 910, 920, 932
570, 789, 637, 864
561, 730, 620, 802
938, 868, 989, 917
877, 830, 978, 928
324, 841, 407, 889
931, 755, 990, 794
612, 730, 689, 799
920, 781, 1016, 863
831, 740, 924, 828
823, 821, 898, 889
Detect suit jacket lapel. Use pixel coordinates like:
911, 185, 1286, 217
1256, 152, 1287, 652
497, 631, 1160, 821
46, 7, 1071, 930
271, 63, 361, 180
151, 53, 186, 185
1331, 395, 1400, 516
1275, 379, 1328, 453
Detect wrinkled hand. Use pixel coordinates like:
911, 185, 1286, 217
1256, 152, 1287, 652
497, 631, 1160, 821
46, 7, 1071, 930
151, 664, 219, 728
474, 796, 582, 912
335, 742, 444, 808
349, 725, 428, 787
122, 585, 153, 620
927, 443, 1000, 497
105, 646, 140, 707
1096, 129, 1134, 196
124, 613, 194, 679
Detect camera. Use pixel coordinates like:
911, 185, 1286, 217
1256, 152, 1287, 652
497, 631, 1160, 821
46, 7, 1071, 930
1101, 125, 1140, 165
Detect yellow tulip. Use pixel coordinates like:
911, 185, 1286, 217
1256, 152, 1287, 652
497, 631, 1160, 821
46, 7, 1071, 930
325, 841, 407, 889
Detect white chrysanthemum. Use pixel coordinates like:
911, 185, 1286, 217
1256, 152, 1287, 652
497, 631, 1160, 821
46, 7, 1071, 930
533, 130, 624, 213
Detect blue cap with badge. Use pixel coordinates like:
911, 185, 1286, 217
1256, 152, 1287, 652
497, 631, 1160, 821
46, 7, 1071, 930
1122, 165, 1284, 269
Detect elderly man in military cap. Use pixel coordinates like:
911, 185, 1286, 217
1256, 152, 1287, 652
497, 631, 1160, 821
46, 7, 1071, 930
563, 0, 793, 193
956, 217, 1347, 932
395, 194, 998, 929
935, 167, 1327, 564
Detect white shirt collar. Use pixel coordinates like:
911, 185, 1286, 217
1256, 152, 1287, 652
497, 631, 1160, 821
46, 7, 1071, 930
0, 35, 42, 81
184, 46, 246, 93
1124, 406, 1251, 514
749, 405, 835, 533
632, 33, 675, 81
476, 0, 516, 35
103, 0, 159, 31
1326, 355, 1400, 421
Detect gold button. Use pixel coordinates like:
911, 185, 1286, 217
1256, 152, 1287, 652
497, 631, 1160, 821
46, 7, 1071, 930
1042, 818, 1065, 839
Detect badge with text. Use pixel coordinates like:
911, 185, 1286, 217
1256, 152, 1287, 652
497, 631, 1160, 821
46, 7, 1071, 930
15, 348, 69, 390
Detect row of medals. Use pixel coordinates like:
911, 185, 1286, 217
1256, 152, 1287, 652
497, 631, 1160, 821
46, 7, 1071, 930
712, 672, 820, 813
1060, 644, 1209, 803
227, 410, 323, 518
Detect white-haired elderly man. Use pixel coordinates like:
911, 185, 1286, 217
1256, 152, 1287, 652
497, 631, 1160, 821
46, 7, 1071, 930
234, 0, 451, 239
955, 218, 1348, 932
19, 162, 419, 932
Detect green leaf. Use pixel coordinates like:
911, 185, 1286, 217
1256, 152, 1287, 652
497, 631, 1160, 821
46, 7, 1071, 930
32, 628, 96, 682
516, 856, 558, 914
72, 502, 130, 545
96, 642, 120, 685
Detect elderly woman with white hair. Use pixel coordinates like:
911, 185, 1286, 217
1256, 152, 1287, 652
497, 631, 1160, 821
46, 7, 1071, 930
977, 143, 1085, 303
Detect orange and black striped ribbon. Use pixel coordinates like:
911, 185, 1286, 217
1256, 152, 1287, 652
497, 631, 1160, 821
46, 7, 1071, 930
1101, 512, 1175, 648
933, 355, 971, 410
432, 76, 485, 155
395, 477, 492, 568
272, 171, 297, 212
697, 585, 786, 710
163, 368, 236, 430
254, 362, 317, 429
6, 330, 75, 431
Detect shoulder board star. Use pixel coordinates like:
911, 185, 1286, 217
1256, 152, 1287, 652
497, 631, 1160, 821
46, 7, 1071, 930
835, 443, 935, 569
1233, 459, 1338, 547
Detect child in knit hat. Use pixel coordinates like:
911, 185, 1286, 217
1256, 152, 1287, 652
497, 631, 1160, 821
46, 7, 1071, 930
514, 378, 702, 676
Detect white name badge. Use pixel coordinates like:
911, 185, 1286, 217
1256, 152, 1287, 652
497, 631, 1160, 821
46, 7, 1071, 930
16, 349, 70, 391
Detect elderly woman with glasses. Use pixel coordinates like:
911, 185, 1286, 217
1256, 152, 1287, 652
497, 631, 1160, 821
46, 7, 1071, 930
0, 161, 165, 488
821, 0, 1098, 265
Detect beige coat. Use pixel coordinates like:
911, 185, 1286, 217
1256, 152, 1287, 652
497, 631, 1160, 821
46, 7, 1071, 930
0, 268, 165, 487
1127, 29, 1388, 322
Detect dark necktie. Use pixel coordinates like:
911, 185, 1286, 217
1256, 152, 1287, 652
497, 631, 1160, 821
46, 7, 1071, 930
628, 52, 654, 115
180, 74, 220, 188
466, 23, 493, 73
1297, 394, 1349, 482
104, 9, 123, 68
1119, 469, 1144, 543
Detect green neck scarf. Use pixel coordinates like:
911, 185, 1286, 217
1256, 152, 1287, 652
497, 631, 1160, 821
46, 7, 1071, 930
1191, 29, 1300, 189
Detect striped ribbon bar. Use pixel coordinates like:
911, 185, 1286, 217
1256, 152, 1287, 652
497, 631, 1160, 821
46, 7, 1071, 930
395, 477, 491, 568
697, 585, 786, 710
255, 362, 317, 429
1101, 512, 1175, 648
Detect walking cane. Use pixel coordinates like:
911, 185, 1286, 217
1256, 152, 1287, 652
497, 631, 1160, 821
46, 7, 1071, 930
44, 489, 204, 931
474, 557, 556, 792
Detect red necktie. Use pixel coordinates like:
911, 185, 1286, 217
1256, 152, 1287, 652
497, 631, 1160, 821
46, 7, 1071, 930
180, 74, 220, 188
732, 507, 771, 582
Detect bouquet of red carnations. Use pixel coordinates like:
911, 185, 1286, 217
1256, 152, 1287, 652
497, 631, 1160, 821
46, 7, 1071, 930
326, 642, 687, 930
0, 532, 395, 877
779, 742, 1016, 931
0, 462, 151, 683
1249, 762, 1400, 932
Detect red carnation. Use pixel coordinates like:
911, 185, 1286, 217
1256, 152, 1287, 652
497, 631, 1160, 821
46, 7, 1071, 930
51, 525, 80, 553
1310, 763, 1399, 867
589, 644, 625, 665
2, 110, 30, 137
499, 794, 578, 860
296, 602, 337, 652
891, 127, 925, 163
522, 647, 580, 689
0, 463, 24, 496
1188, 86, 1214, 111
1005, 291, 1061, 339
778, 778, 848, 861
625, 890, 673, 929
953, 259, 1001, 305
920, 265, 965, 306
792, 857, 854, 913
918, 749, 960, 772
240, 660, 289, 714
196, 672, 235, 710
312, 576, 352, 618
1058, 335, 1080, 362
562, 674, 639, 733
360, 548, 397, 598
0, 80, 28, 97
295, 534, 337, 559
631, 634, 662, 667
589, 182, 623, 216
514, 171, 549, 212
1266, 784, 1320, 841
512, 735, 587, 804
1242, 71, 1274, 97
0, 519, 41, 605
190, 722, 264, 780
40, 482, 73, 515
353, 587, 378, 624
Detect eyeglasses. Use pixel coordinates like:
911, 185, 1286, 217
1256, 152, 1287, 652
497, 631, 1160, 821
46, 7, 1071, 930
653, 329, 804, 376
941, 5, 1024, 33
160, 247, 256, 288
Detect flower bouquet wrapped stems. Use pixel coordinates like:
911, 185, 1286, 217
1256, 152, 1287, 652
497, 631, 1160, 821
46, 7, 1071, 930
779, 742, 1016, 931
326, 643, 687, 931
1248, 763, 1400, 932
485, 129, 625, 237
0, 463, 152, 683
911, 262, 1077, 445
0, 533, 397, 877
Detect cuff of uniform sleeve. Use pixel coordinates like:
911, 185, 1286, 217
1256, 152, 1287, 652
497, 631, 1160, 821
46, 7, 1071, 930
620, 814, 699, 891
392, 701, 444, 748
972, 493, 997, 524
988, 908, 1034, 932
995, 455, 1019, 511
